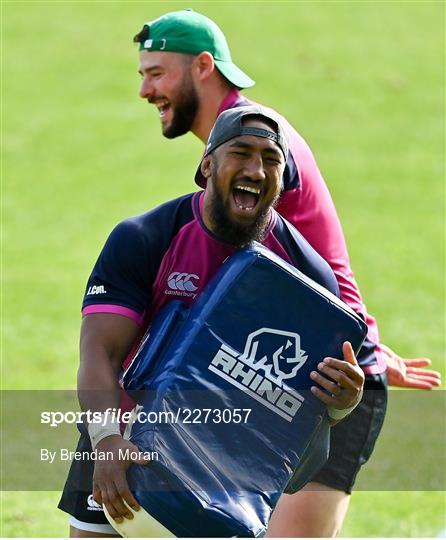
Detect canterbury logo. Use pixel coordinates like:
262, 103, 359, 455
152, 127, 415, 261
167, 272, 199, 292
87, 494, 103, 511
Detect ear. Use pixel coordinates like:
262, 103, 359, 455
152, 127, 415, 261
193, 52, 215, 82
201, 155, 213, 178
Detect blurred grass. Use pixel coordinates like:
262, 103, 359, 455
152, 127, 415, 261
1, 0, 444, 537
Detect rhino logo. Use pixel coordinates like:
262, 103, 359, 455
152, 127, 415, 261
239, 327, 308, 383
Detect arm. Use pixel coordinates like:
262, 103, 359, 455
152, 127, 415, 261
310, 342, 365, 426
78, 313, 150, 524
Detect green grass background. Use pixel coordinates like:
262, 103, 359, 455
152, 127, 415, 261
2, 0, 445, 537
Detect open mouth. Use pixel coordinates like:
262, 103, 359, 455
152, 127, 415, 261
155, 100, 171, 118
232, 184, 261, 212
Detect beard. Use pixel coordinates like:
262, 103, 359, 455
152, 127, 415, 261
208, 174, 277, 248
162, 73, 200, 139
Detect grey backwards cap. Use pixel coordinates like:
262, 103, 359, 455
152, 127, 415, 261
195, 105, 289, 188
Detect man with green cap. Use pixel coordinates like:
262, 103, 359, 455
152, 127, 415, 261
59, 9, 440, 538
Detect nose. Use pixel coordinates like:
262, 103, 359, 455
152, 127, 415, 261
243, 153, 266, 181
139, 76, 155, 100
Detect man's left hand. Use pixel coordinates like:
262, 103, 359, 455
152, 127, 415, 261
381, 343, 441, 389
310, 341, 364, 411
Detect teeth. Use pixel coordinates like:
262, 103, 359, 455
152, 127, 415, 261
234, 186, 261, 194
156, 102, 169, 117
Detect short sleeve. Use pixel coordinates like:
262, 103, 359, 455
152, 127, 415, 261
82, 220, 153, 324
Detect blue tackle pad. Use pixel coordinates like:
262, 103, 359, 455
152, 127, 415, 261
122, 243, 367, 537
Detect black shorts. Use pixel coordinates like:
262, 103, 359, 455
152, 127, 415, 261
58, 373, 387, 523
311, 373, 388, 494
58, 434, 112, 528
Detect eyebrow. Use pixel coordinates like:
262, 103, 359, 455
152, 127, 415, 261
138, 65, 163, 75
228, 140, 282, 157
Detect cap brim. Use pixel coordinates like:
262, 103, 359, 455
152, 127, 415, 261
194, 161, 207, 188
214, 60, 255, 89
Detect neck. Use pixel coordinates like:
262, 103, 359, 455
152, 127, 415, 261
191, 85, 240, 143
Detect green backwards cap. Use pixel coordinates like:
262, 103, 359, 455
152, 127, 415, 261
134, 9, 255, 89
